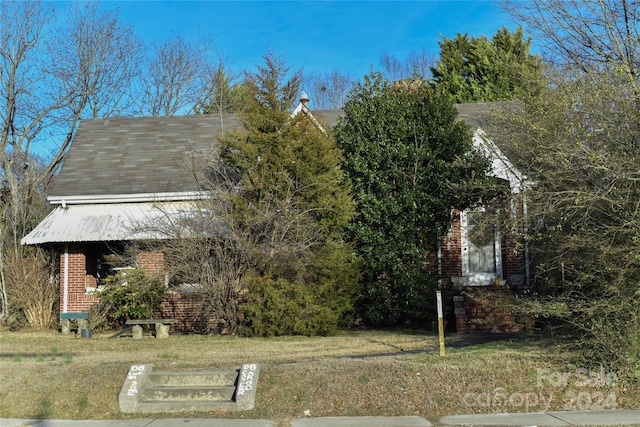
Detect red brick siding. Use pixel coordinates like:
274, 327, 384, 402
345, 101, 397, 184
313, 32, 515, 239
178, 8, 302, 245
158, 292, 209, 333
441, 208, 527, 286
441, 210, 463, 277
501, 228, 526, 286
60, 246, 166, 315
60, 246, 99, 313
138, 251, 165, 278
157, 292, 245, 334
58, 245, 232, 333
454, 288, 533, 333
444, 201, 529, 333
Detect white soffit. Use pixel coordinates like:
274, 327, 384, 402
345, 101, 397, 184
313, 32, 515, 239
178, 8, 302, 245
473, 129, 525, 193
21, 201, 203, 245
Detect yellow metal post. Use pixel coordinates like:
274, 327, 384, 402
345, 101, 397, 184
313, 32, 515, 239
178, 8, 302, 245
436, 290, 445, 356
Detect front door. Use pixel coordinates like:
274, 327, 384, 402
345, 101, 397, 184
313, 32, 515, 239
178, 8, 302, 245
460, 210, 502, 286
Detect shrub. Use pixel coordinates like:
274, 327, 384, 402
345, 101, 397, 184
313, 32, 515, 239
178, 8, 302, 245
242, 276, 340, 337
99, 268, 166, 324
3, 248, 58, 330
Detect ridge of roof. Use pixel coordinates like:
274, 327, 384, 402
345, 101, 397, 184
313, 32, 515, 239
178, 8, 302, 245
50, 101, 519, 200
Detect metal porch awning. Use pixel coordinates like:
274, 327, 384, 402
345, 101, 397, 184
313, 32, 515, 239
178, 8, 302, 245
21, 201, 205, 245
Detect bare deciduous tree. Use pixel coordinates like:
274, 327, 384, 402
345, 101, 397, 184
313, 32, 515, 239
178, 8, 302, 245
500, 0, 639, 97
4, 248, 58, 329
138, 157, 249, 334
378, 48, 435, 81
304, 69, 354, 109
496, 0, 640, 378
139, 34, 217, 116
51, 2, 142, 119
1, 0, 141, 320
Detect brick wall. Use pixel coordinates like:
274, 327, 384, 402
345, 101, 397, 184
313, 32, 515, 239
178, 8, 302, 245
56, 245, 246, 334
454, 288, 533, 333
138, 251, 165, 282
501, 227, 527, 288
442, 209, 527, 288
158, 292, 208, 333
157, 291, 244, 334
59, 246, 167, 315
441, 210, 463, 277
59, 245, 99, 313
443, 203, 529, 333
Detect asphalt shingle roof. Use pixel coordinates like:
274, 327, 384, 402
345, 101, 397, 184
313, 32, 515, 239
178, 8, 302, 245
49, 115, 242, 198
50, 102, 516, 199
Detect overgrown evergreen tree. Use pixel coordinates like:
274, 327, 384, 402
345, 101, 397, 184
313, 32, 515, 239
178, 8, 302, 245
199, 65, 244, 115
430, 26, 541, 102
335, 73, 491, 326
221, 52, 359, 336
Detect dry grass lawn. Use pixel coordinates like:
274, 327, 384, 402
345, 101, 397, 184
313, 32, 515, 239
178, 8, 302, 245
0, 329, 637, 426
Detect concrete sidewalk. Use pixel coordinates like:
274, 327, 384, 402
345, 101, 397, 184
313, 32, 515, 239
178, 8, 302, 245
1, 409, 639, 426
438, 409, 640, 426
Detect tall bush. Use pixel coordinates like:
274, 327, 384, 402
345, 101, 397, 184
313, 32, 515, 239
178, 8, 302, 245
242, 276, 340, 337
495, 67, 640, 383
3, 248, 58, 330
335, 73, 491, 326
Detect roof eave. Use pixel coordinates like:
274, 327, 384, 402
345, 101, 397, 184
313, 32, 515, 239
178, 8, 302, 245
48, 191, 210, 205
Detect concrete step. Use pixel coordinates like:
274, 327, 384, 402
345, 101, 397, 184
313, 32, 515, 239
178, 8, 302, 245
146, 370, 238, 387
119, 363, 260, 413
140, 385, 237, 401
134, 400, 239, 413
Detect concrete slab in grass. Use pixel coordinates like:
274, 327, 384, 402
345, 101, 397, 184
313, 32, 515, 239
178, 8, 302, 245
147, 419, 272, 427
235, 363, 261, 410
0, 419, 271, 427
117, 363, 260, 413
0, 420, 156, 427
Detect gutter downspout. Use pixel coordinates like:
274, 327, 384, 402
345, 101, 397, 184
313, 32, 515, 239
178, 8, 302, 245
63, 244, 69, 313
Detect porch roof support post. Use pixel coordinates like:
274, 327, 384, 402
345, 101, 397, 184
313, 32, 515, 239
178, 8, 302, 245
63, 244, 69, 313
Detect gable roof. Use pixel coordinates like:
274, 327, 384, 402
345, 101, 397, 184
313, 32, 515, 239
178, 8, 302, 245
454, 100, 521, 138
49, 115, 242, 203
315, 101, 525, 192
48, 102, 521, 203
455, 102, 526, 193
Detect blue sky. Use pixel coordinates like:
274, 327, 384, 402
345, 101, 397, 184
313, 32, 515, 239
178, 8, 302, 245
98, 1, 517, 79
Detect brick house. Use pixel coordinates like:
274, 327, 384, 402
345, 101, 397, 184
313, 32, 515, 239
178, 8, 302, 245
443, 103, 531, 333
21, 114, 243, 331
22, 98, 528, 333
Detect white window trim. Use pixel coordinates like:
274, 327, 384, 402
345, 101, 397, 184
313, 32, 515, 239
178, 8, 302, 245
460, 209, 503, 286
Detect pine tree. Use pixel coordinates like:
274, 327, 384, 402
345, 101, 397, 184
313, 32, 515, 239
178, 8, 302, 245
430, 26, 541, 102
221, 52, 359, 336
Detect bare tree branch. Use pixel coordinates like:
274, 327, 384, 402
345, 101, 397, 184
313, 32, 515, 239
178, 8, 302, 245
304, 69, 354, 109
139, 34, 216, 116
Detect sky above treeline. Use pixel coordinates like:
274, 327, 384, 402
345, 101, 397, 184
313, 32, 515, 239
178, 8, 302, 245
97, 0, 518, 79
